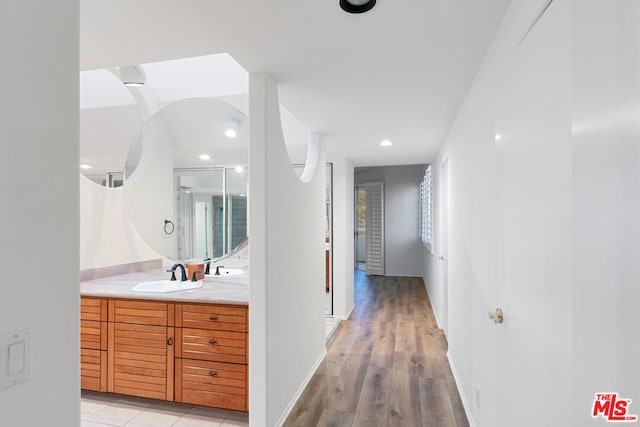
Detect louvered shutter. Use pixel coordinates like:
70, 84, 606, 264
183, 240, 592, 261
365, 181, 384, 275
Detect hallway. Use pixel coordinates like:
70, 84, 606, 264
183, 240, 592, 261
285, 272, 468, 426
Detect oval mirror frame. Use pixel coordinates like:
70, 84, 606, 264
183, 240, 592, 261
123, 97, 248, 262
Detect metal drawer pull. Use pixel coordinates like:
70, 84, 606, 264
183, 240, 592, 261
209, 371, 218, 377
209, 339, 217, 345
209, 315, 218, 321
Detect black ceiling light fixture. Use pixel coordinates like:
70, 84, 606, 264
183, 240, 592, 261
340, 0, 376, 14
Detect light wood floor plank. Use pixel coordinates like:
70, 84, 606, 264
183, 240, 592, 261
284, 272, 469, 427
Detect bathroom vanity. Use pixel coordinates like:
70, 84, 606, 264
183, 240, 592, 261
80, 270, 249, 411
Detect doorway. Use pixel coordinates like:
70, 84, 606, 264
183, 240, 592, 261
354, 182, 384, 276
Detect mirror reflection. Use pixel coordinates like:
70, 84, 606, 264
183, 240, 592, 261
175, 167, 247, 260
124, 97, 248, 261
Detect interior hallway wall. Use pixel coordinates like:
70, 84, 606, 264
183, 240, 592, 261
331, 159, 355, 319
572, 1, 640, 424
249, 73, 326, 426
354, 164, 425, 277
424, 0, 640, 426
0, 1, 80, 425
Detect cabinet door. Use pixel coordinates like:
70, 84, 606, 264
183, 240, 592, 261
81, 320, 108, 351
108, 322, 175, 400
81, 348, 107, 392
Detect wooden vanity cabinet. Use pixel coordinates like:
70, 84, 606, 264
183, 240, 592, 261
107, 299, 175, 401
175, 303, 248, 411
80, 297, 108, 392
80, 296, 248, 412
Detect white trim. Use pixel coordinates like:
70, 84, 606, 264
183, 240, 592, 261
274, 348, 328, 427
339, 304, 355, 321
447, 350, 476, 427
422, 278, 446, 338
324, 318, 342, 342
431, 303, 444, 334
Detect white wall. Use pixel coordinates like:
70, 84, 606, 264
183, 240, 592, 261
355, 165, 424, 277
572, 2, 640, 425
0, 1, 80, 426
424, 1, 640, 426
331, 159, 355, 319
249, 73, 326, 426
80, 177, 160, 270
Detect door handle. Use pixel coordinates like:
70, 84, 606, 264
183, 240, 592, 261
488, 308, 504, 324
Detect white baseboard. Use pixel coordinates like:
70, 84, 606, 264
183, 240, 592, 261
447, 350, 476, 427
339, 304, 354, 320
432, 305, 443, 330
274, 348, 328, 427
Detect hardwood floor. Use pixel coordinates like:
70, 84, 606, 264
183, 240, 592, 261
284, 272, 469, 427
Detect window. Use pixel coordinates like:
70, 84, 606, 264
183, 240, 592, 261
420, 165, 433, 251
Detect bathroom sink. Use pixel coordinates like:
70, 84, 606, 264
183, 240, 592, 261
131, 280, 204, 293
211, 268, 244, 277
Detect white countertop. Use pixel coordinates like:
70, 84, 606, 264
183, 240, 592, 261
81, 268, 249, 306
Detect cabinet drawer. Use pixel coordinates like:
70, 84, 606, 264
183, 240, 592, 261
178, 328, 246, 364
176, 359, 247, 411
177, 304, 247, 332
81, 348, 107, 392
81, 319, 108, 350
109, 299, 172, 326
81, 297, 107, 321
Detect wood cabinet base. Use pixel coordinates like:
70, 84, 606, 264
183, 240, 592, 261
80, 297, 248, 412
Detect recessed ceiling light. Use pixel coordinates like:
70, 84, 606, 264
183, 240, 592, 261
80, 163, 92, 169
340, 0, 376, 14
495, 133, 502, 141
199, 154, 211, 160
235, 166, 244, 173
380, 140, 392, 147
225, 120, 239, 138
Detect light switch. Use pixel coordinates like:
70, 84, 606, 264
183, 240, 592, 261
0, 328, 31, 391
8, 341, 25, 376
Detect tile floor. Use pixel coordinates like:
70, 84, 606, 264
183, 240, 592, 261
81, 391, 248, 427
82, 317, 341, 426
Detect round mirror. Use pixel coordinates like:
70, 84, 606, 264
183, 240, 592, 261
124, 97, 248, 262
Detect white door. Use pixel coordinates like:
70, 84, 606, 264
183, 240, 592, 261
365, 181, 384, 275
494, 1, 572, 425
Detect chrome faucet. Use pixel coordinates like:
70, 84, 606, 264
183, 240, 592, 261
167, 263, 188, 281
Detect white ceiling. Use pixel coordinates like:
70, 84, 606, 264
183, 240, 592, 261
80, 0, 510, 167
